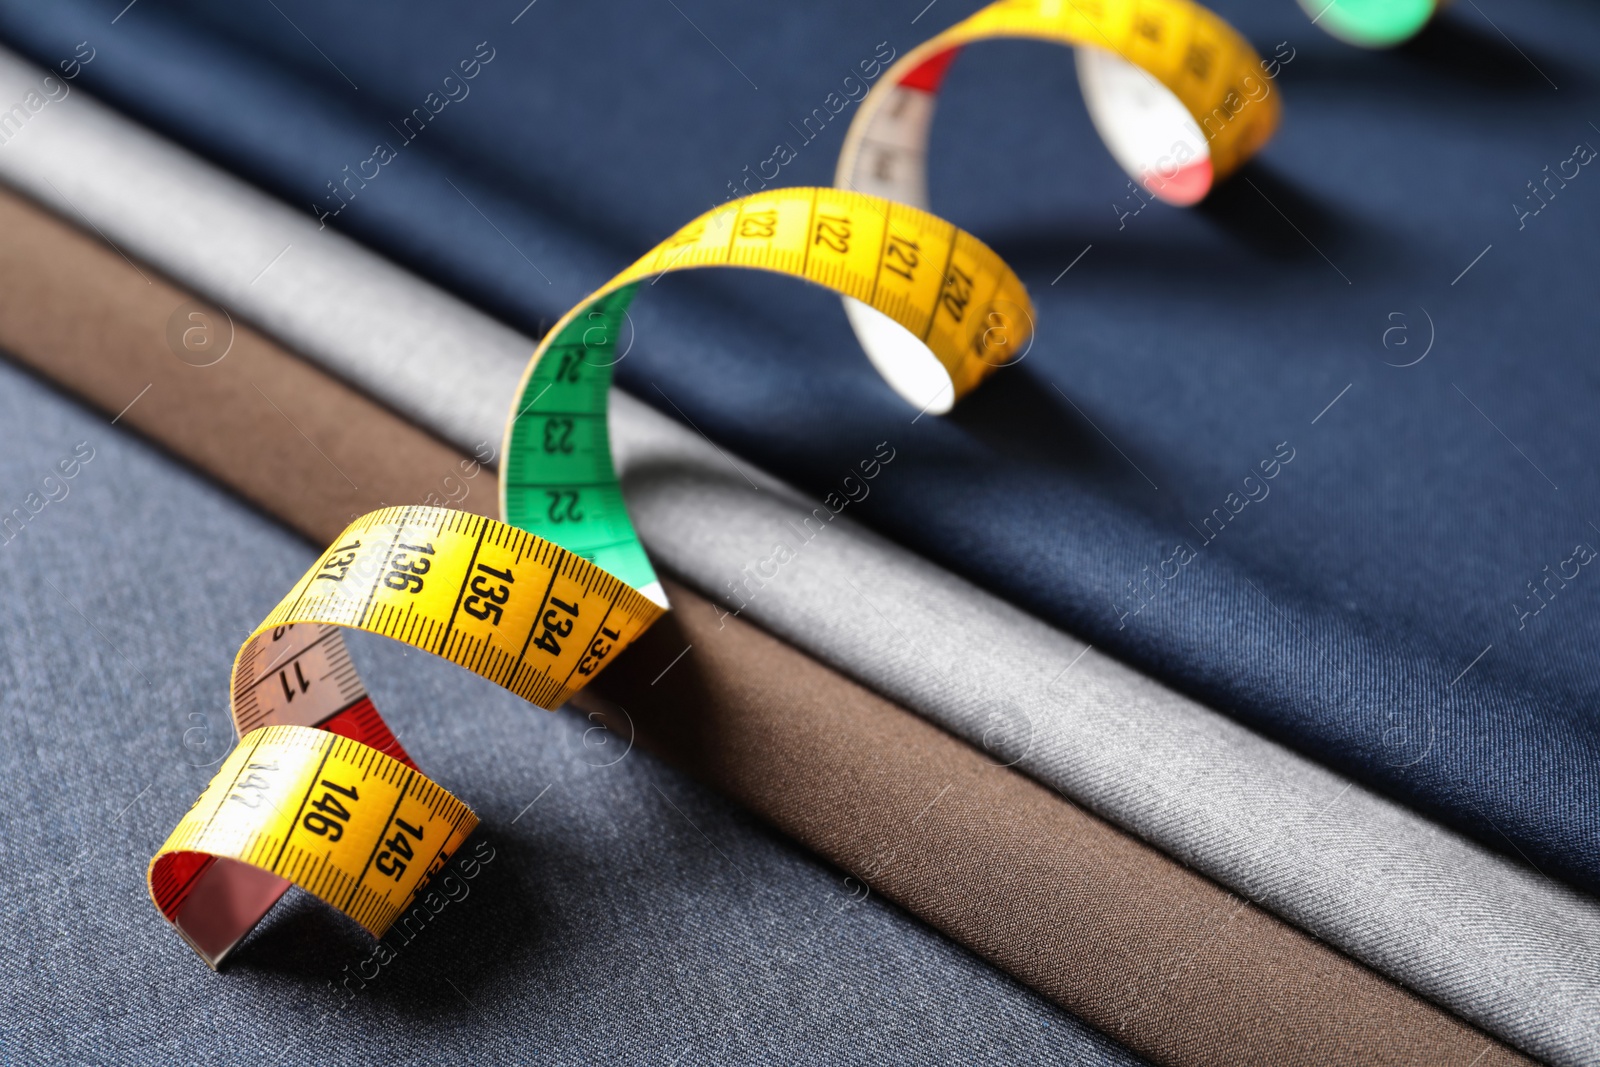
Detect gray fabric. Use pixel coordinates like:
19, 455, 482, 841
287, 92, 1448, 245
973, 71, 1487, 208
0, 49, 523, 453
610, 397, 1600, 1066
1, 45, 1596, 1064
0, 361, 1133, 1066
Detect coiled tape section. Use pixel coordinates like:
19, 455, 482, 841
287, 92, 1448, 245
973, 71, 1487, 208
152, 189, 1030, 966
834, 0, 1279, 411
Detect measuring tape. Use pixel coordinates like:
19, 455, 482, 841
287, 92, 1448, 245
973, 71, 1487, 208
149, 188, 1031, 966
149, 507, 664, 965
146, 0, 1312, 971
832, 0, 1278, 408
838, 0, 1280, 218
1297, 0, 1441, 48
500, 184, 1032, 585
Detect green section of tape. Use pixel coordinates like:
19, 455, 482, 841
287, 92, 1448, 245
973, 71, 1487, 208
1299, 0, 1434, 48
503, 283, 658, 593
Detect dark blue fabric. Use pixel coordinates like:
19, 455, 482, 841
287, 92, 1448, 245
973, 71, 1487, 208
0, 359, 1138, 1065
3, 0, 1597, 891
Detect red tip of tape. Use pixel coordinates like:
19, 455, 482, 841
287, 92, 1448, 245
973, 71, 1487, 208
1146, 158, 1213, 207
321, 696, 416, 769
898, 46, 962, 93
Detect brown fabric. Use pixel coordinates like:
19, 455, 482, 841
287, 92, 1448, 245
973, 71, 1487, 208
0, 190, 488, 544
585, 599, 1530, 1067
0, 183, 1531, 1067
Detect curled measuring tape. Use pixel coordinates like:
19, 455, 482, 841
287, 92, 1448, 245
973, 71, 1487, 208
149, 509, 663, 966
838, 0, 1281, 216
501, 184, 1032, 586
149, 187, 1031, 966
1296, 0, 1442, 49
834, 0, 1277, 409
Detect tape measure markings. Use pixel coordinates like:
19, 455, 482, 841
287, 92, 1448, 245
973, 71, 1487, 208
154, 187, 1031, 966
838, 0, 1279, 213
500, 186, 1033, 596
156, 725, 479, 941
151, 505, 667, 963
145, 15, 1243, 962
233, 624, 373, 738
143, 0, 1454, 975
233, 507, 659, 716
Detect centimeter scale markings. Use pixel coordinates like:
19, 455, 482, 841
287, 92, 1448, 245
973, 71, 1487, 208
252, 507, 666, 715
149, 0, 1283, 973
154, 185, 1031, 965
232, 623, 368, 737
132, 0, 1452, 1005
838, 0, 1279, 211
501, 187, 1031, 593
152, 505, 666, 966
155, 725, 477, 940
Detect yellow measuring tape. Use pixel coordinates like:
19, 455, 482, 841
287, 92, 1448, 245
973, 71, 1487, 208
838, 0, 1279, 213
153, 0, 1286, 969
829, 0, 1276, 411
149, 188, 1030, 965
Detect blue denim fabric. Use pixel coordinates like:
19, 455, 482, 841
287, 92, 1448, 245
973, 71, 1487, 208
0, 0, 1595, 893
0, 363, 1139, 1065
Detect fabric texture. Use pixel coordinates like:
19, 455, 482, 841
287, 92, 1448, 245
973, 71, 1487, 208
0, 369, 1134, 1064
0, 50, 1591, 1063
588, 589, 1531, 1067
0, 215, 470, 550
0, 184, 1529, 1067
0, 0, 1592, 901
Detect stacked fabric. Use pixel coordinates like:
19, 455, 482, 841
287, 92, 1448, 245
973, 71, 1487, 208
0, 0, 1595, 1063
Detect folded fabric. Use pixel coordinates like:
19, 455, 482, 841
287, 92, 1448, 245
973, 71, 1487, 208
0, 252, 1145, 1067
588, 591, 1537, 1067
0, 0, 1593, 902
610, 396, 1600, 1067
0, 50, 1591, 1063
0, 184, 1530, 1067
